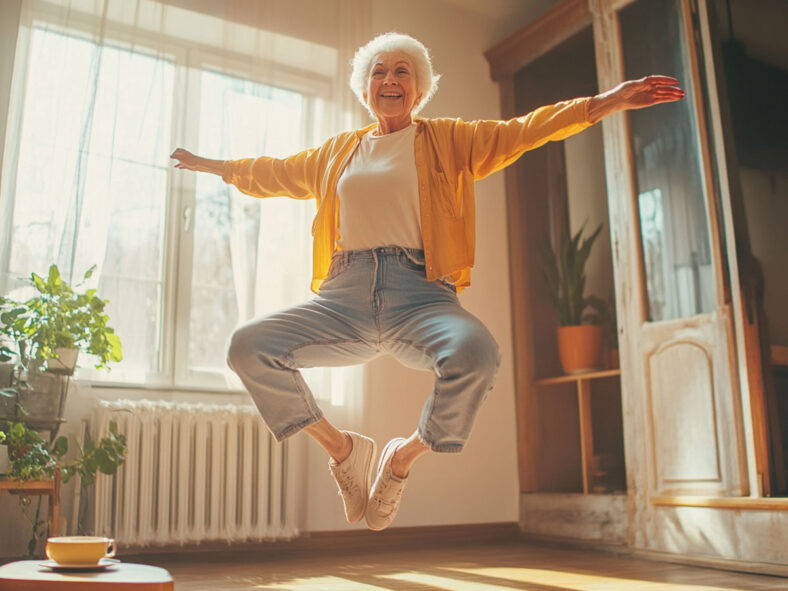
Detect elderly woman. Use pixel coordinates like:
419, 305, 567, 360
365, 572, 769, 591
171, 32, 683, 531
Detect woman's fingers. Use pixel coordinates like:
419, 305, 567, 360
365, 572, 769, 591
642, 74, 680, 86
625, 76, 685, 108
170, 148, 196, 169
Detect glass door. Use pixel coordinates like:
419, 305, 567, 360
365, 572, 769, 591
592, 0, 748, 506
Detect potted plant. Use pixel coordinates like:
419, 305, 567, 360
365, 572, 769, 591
0, 264, 122, 422
6, 264, 123, 373
0, 420, 126, 557
539, 223, 608, 374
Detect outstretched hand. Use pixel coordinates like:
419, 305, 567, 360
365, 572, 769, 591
170, 148, 200, 171
613, 75, 685, 109
588, 75, 685, 123
170, 148, 225, 175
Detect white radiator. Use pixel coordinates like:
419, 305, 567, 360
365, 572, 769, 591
88, 399, 298, 546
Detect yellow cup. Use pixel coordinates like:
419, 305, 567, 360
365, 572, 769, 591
45, 536, 116, 565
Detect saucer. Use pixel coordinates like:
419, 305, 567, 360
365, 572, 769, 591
40, 558, 120, 572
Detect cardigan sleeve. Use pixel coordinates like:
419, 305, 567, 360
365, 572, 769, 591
464, 97, 594, 180
221, 147, 320, 200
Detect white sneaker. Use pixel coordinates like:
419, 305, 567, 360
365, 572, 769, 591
365, 437, 408, 531
328, 432, 376, 523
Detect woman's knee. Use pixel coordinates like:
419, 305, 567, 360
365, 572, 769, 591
442, 325, 501, 379
226, 320, 280, 372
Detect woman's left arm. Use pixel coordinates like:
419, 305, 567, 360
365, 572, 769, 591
587, 75, 685, 123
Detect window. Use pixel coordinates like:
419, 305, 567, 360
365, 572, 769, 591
1, 5, 340, 393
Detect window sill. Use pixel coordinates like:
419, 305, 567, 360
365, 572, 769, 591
76, 378, 246, 396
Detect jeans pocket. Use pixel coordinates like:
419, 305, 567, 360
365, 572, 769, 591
436, 279, 457, 294
324, 256, 349, 282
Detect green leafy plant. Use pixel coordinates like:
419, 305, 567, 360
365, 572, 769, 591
538, 222, 608, 326
1, 420, 126, 484
1, 420, 127, 557
0, 264, 123, 370
0, 295, 25, 363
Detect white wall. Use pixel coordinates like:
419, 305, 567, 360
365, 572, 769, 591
565, 124, 614, 306
0, 0, 556, 557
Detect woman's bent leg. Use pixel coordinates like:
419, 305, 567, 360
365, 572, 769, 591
384, 298, 501, 453
226, 298, 377, 441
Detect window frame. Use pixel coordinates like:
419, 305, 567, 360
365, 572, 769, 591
3, 4, 336, 392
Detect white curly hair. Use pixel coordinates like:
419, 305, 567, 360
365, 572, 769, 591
349, 32, 440, 119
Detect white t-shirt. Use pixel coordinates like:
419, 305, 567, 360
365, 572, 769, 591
336, 124, 422, 251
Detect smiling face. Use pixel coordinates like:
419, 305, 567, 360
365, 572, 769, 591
364, 51, 423, 134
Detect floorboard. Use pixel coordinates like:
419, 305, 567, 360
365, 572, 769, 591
139, 541, 787, 590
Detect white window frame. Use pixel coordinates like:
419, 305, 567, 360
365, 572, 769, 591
3, 2, 336, 393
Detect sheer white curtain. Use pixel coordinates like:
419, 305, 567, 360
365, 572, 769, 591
0, 0, 370, 414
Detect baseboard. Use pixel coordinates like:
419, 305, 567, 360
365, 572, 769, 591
118, 521, 522, 563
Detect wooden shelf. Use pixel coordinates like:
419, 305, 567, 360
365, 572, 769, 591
534, 368, 622, 494
534, 368, 620, 386
0, 479, 56, 492
0, 469, 61, 536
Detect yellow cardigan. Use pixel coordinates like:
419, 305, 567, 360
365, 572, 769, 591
222, 96, 593, 293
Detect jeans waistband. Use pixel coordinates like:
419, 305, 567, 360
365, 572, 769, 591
332, 247, 425, 266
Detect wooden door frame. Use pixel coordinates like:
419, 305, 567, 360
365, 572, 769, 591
484, 0, 592, 492
593, 0, 758, 520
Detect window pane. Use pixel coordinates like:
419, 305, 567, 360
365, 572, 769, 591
188, 71, 312, 374
620, 0, 715, 321
7, 28, 173, 376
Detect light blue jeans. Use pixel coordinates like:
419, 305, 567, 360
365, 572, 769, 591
226, 247, 501, 453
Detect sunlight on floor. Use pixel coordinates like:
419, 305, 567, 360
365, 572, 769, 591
381, 571, 517, 590
442, 566, 739, 591
254, 575, 389, 590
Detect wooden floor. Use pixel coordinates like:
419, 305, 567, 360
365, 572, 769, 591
144, 541, 787, 591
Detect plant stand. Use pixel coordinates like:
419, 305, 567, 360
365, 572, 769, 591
534, 369, 621, 493
1, 374, 70, 441
0, 467, 61, 537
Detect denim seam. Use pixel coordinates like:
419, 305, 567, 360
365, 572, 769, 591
287, 367, 323, 432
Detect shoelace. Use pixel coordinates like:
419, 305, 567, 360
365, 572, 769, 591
332, 465, 360, 497
371, 472, 403, 513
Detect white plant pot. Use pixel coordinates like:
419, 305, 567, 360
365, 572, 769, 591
47, 348, 79, 375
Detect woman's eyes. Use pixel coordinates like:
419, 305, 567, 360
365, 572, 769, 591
371, 68, 411, 77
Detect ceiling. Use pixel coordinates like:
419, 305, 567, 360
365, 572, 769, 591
441, 0, 557, 24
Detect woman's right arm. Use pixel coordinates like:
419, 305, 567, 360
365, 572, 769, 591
170, 148, 224, 175
170, 147, 318, 200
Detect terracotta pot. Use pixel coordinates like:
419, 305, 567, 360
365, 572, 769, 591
557, 325, 603, 375
606, 348, 620, 370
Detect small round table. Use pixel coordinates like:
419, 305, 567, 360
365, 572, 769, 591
0, 560, 173, 590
